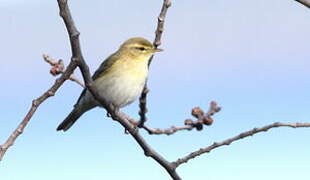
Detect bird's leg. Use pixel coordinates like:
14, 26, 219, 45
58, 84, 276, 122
105, 103, 138, 134
106, 103, 118, 117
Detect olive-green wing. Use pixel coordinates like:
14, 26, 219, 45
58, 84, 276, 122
92, 52, 119, 80
74, 52, 119, 106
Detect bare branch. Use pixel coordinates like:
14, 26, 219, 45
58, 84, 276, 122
0, 60, 78, 161
138, 86, 149, 127
138, 0, 171, 127
43, 54, 84, 87
143, 125, 193, 135
56, 0, 180, 179
296, 0, 310, 8
153, 0, 172, 48
173, 122, 310, 168
142, 101, 221, 135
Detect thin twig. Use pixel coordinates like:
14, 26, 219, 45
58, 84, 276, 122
296, 0, 310, 8
143, 125, 193, 135
43, 54, 85, 87
138, 0, 171, 127
0, 60, 78, 161
56, 0, 181, 179
142, 101, 221, 135
172, 122, 310, 168
153, 0, 172, 48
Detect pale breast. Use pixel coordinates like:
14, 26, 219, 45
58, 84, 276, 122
94, 57, 149, 108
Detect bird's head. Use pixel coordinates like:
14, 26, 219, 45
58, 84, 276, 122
118, 37, 163, 59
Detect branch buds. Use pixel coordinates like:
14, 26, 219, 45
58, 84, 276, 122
184, 101, 221, 131
50, 59, 64, 76
43, 54, 65, 76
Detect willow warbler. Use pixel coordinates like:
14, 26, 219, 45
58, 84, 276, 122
57, 37, 162, 131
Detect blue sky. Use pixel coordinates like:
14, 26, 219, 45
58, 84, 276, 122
1, 0, 310, 179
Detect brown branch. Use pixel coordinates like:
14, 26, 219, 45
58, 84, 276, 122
296, 0, 310, 8
153, 0, 172, 48
0, 59, 78, 161
56, 0, 180, 179
138, 0, 171, 127
143, 125, 193, 135
43, 54, 84, 87
172, 122, 310, 168
142, 101, 221, 135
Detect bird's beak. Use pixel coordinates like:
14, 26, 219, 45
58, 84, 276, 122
152, 48, 163, 53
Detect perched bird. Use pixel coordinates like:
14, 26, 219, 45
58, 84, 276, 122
57, 37, 162, 131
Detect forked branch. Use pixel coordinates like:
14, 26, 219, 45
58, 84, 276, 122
43, 54, 84, 87
0, 59, 79, 161
142, 101, 221, 135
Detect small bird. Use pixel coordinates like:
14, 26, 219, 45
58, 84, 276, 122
57, 37, 162, 131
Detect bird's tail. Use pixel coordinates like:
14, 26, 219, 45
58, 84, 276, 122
56, 107, 85, 131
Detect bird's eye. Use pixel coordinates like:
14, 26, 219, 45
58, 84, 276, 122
136, 47, 146, 51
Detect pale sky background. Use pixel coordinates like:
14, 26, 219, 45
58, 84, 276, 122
0, 0, 310, 180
